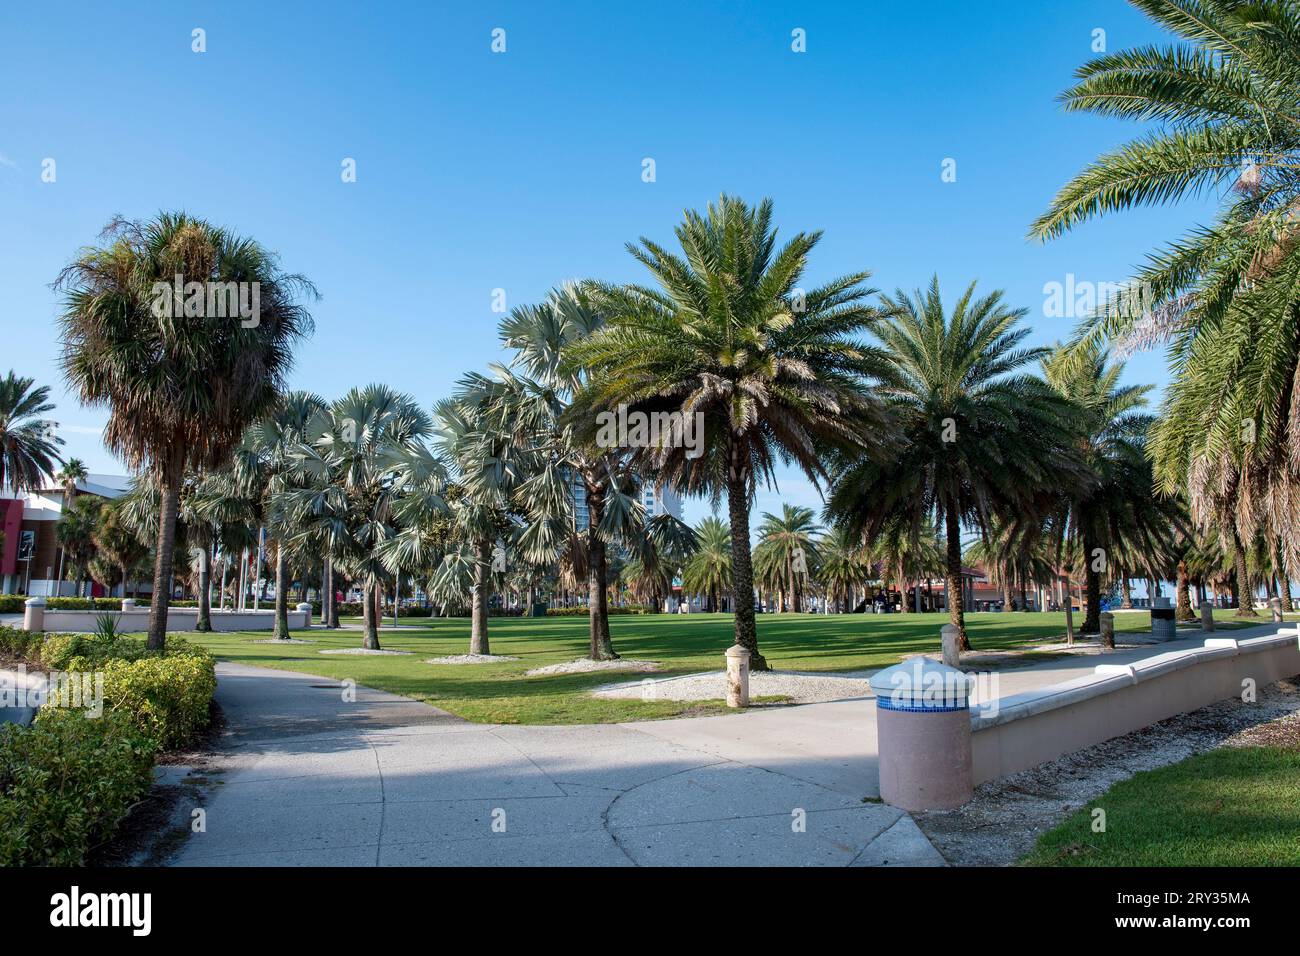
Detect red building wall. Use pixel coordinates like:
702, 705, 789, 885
1, 499, 25, 577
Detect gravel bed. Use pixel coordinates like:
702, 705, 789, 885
913, 675, 1300, 866
318, 648, 412, 656
249, 638, 315, 645
425, 654, 520, 665
526, 659, 661, 677
591, 668, 874, 703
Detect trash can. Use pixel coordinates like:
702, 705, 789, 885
870, 655, 973, 811
1151, 596, 1176, 641
23, 597, 45, 632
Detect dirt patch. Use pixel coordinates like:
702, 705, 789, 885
913, 675, 1300, 867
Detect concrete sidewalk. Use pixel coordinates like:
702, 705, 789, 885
165, 621, 1291, 867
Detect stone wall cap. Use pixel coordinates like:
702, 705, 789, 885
24, 597, 45, 607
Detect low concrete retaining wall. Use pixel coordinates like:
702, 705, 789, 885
970, 630, 1300, 785
34, 608, 307, 634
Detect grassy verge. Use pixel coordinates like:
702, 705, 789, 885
173, 608, 1281, 724
1021, 743, 1300, 866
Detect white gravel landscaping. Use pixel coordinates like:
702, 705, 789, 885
249, 638, 316, 645
526, 659, 662, 677
425, 654, 520, 665
591, 669, 875, 704
318, 647, 413, 656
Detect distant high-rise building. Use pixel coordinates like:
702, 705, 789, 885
642, 483, 682, 521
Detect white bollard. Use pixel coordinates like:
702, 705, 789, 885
941, 624, 962, 668
121, 598, 137, 611
725, 643, 750, 708
23, 597, 45, 632
297, 601, 313, 628
1200, 601, 1215, 632
1270, 596, 1284, 623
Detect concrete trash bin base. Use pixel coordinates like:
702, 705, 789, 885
870, 655, 974, 811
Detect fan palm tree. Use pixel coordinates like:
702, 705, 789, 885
566, 195, 894, 668
291, 386, 438, 649
55, 496, 100, 598
0, 371, 62, 494
1042, 341, 1182, 634
1031, 0, 1300, 569
753, 505, 821, 613
55, 213, 315, 649
826, 277, 1082, 650
500, 285, 694, 659
681, 516, 732, 612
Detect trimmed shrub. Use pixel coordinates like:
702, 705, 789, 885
93, 654, 217, 750
0, 626, 42, 659
546, 604, 652, 616
0, 596, 24, 614
0, 708, 157, 866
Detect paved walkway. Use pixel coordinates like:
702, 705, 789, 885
161, 621, 1289, 867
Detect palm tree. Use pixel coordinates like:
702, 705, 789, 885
55, 458, 88, 504
56, 213, 315, 649
234, 392, 329, 639
1042, 341, 1182, 634
92, 499, 149, 599
872, 517, 946, 612
292, 386, 438, 650
753, 505, 821, 613
500, 285, 693, 659
55, 496, 100, 597
681, 516, 732, 612
566, 196, 894, 668
826, 277, 1081, 650
0, 371, 62, 494
816, 525, 871, 612
1031, 0, 1300, 572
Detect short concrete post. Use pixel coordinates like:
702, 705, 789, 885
870, 656, 973, 811
725, 643, 750, 708
1099, 612, 1114, 651
941, 624, 961, 668
1200, 601, 1215, 632
23, 597, 45, 632
297, 601, 313, 627
1270, 596, 1284, 623
121, 598, 136, 611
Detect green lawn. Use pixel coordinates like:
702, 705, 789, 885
174, 607, 1279, 724
1021, 744, 1300, 866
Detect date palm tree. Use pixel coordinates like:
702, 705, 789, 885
1031, 0, 1300, 568
753, 505, 821, 613
681, 516, 732, 612
56, 213, 315, 649
566, 195, 894, 668
816, 525, 871, 613
826, 277, 1083, 650
54, 458, 88, 506
0, 371, 62, 494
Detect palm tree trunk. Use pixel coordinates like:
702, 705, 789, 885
1277, 541, 1294, 613
1119, 573, 1133, 609
1232, 531, 1258, 617
726, 462, 766, 669
1080, 522, 1101, 634
470, 537, 491, 654
273, 544, 290, 639
361, 582, 381, 649
584, 480, 618, 660
943, 507, 969, 651
195, 537, 213, 631
146, 460, 183, 651
1176, 560, 1195, 622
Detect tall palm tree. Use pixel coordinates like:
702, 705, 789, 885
753, 505, 821, 613
0, 371, 62, 494
826, 277, 1082, 650
681, 516, 732, 612
93, 498, 149, 599
1042, 341, 1182, 634
566, 196, 894, 669
55, 496, 100, 598
56, 213, 315, 649
1031, 0, 1300, 569
872, 517, 946, 612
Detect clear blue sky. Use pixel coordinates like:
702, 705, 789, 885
0, 0, 1216, 541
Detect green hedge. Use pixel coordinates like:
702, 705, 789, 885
546, 604, 653, 616
0, 708, 157, 866
0, 596, 200, 613
0, 624, 218, 864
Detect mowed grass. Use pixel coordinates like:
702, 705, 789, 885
1022, 744, 1300, 866
177, 607, 1278, 724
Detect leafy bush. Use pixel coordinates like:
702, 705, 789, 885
0, 626, 42, 659
546, 604, 652, 616
0, 597, 24, 614
0, 708, 157, 866
94, 654, 217, 750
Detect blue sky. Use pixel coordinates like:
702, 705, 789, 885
0, 0, 1218, 535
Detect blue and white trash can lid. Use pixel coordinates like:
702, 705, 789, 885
869, 656, 971, 712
